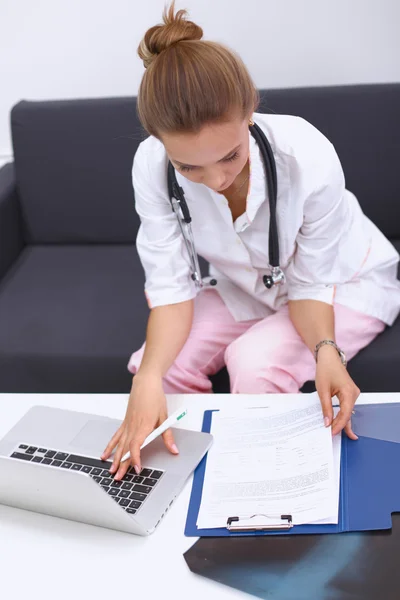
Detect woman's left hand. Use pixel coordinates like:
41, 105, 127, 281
315, 345, 360, 440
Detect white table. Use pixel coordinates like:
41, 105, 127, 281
1, 392, 399, 600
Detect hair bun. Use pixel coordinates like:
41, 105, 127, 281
138, 2, 203, 69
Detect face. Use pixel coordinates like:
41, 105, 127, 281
161, 116, 250, 193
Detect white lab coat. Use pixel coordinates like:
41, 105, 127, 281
132, 113, 400, 325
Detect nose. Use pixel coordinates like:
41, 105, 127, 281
204, 170, 227, 192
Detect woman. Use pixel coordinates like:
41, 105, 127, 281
103, 3, 400, 480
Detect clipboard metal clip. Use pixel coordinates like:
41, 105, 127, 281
226, 513, 293, 532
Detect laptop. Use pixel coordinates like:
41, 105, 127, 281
0, 405, 213, 535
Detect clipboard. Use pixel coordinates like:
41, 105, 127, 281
226, 514, 293, 531
185, 405, 400, 537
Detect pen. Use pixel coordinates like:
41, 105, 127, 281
120, 407, 188, 462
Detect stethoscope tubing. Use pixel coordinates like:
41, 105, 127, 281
167, 121, 285, 289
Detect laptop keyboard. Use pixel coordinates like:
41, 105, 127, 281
9, 444, 164, 515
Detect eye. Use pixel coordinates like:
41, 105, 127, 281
224, 151, 239, 163
179, 165, 194, 173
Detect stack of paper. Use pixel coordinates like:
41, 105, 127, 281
196, 393, 341, 530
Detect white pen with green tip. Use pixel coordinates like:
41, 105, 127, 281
120, 407, 188, 462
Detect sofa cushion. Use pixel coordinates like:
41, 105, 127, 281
0, 245, 148, 392
0, 236, 398, 395
345, 239, 400, 392
212, 239, 400, 394
212, 319, 400, 394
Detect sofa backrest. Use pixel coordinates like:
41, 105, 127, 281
11, 97, 144, 244
11, 83, 400, 244
260, 84, 400, 240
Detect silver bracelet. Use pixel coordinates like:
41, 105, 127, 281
314, 339, 347, 367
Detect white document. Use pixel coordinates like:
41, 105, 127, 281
197, 393, 338, 529
312, 409, 341, 525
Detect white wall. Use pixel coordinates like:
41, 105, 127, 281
1, 0, 399, 166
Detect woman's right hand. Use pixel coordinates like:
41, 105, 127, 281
101, 373, 179, 480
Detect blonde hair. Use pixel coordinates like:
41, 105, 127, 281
137, 2, 259, 138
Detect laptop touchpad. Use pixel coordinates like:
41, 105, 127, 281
69, 418, 122, 455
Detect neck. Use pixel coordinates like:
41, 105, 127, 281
223, 159, 250, 222
224, 159, 250, 198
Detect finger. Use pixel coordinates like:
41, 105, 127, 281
317, 387, 334, 427
332, 381, 360, 434
331, 409, 349, 436
162, 428, 179, 454
109, 434, 128, 474
114, 456, 132, 481
129, 431, 148, 476
331, 401, 354, 436
101, 424, 124, 460
331, 385, 358, 435
344, 418, 358, 441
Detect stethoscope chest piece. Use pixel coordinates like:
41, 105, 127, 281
263, 267, 286, 289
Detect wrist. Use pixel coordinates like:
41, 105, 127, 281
133, 368, 163, 386
316, 344, 342, 364
314, 339, 347, 367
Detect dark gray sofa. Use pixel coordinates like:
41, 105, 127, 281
0, 83, 399, 394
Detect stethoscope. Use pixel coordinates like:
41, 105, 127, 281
167, 120, 285, 290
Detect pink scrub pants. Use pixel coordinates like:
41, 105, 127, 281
128, 289, 385, 394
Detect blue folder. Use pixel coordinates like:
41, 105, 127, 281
185, 404, 400, 537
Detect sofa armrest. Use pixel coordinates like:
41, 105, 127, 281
0, 163, 24, 281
